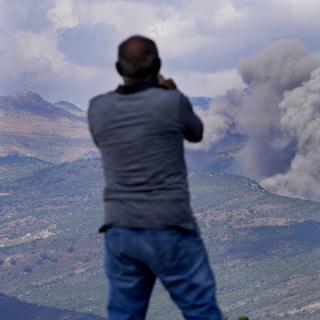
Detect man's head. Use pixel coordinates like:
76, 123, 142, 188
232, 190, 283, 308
116, 35, 161, 81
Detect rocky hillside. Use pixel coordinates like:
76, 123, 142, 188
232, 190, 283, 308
2, 91, 319, 319
0, 91, 245, 173
0, 155, 320, 319
0, 92, 98, 163
53, 101, 85, 116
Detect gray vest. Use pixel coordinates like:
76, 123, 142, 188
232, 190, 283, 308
87, 80, 203, 234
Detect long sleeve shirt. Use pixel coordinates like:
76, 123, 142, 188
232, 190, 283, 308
87, 80, 203, 234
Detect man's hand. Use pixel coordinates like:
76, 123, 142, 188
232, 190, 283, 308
158, 74, 177, 90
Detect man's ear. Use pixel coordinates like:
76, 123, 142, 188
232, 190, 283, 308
116, 61, 123, 76
154, 57, 161, 74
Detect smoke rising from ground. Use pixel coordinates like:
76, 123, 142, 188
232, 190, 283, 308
261, 68, 320, 200
193, 39, 320, 200
186, 89, 243, 150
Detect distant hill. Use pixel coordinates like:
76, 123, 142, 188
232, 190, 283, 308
0, 92, 98, 163
0, 92, 83, 121
0, 293, 105, 320
0, 91, 245, 173
0, 156, 320, 319
0, 152, 53, 184
54, 101, 84, 115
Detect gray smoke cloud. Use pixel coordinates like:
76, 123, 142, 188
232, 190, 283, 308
261, 68, 320, 200
186, 89, 244, 150
193, 39, 320, 200
237, 39, 320, 182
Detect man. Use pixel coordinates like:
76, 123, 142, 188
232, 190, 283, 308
87, 35, 222, 320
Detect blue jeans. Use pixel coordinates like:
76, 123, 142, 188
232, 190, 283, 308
104, 227, 222, 320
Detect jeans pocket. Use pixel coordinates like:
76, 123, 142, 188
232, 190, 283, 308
105, 227, 129, 259
104, 226, 113, 242
105, 228, 117, 252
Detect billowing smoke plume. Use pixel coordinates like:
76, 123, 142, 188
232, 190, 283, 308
237, 39, 320, 181
186, 89, 244, 150
192, 39, 320, 200
261, 68, 320, 200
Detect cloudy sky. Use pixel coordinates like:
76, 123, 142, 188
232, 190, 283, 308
1, 0, 320, 108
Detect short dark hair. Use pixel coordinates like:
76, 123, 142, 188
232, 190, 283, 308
117, 35, 160, 78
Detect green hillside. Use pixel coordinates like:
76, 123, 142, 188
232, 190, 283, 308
0, 293, 105, 320
1, 157, 320, 319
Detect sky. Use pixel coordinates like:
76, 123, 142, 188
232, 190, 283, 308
1, 0, 320, 108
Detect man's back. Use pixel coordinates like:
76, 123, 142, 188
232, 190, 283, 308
87, 80, 203, 232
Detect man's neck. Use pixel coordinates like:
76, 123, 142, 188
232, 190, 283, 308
115, 75, 167, 94
123, 75, 158, 86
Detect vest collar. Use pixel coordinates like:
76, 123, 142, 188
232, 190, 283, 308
115, 79, 168, 94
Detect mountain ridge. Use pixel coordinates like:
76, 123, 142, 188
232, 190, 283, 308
0, 92, 98, 163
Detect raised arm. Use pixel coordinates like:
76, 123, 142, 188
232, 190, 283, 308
179, 94, 203, 142
86, 98, 99, 148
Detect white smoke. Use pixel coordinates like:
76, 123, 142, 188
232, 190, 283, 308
186, 89, 243, 150
193, 39, 320, 200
